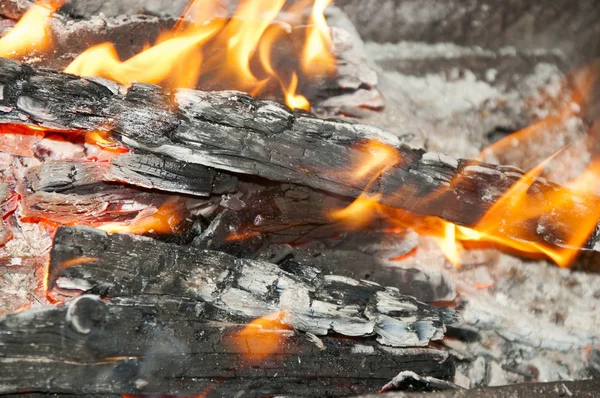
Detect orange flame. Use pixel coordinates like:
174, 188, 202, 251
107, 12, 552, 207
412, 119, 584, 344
65, 21, 223, 90
63, 0, 336, 110
229, 310, 291, 365
333, 139, 600, 268
97, 198, 186, 235
0, 1, 62, 58
352, 140, 402, 181
480, 63, 598, 168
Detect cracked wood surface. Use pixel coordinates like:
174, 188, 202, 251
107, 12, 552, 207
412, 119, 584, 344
0, 294, 454, 396
48, 226, 458, 348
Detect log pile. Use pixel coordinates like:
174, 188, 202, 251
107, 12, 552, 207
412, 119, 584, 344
0, 55, 596, 396
0, 226, 457, 396
0, 58, 599, 250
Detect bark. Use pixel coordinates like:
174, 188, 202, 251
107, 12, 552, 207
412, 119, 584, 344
0, 58, 598, 251
0, 294, 454, 396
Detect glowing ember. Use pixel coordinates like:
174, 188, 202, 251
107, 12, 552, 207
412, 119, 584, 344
98, 198, 186, 235
229, 310, 291, 365
64, 0, 336, 110
0, 1, 62, 58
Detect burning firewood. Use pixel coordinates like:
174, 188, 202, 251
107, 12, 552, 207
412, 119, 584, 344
0, 293, 453, 396
48, 226, 458, 346
0, 57, 599, 260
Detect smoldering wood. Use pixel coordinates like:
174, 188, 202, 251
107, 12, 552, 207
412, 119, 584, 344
49, 226, 458, 347
258, 243, 456, 304
197, 183, 373, 246
0, 294, 454, 397
1, 58, 598, 251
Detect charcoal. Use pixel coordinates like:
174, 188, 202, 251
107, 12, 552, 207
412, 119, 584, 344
0, 294, 454, 396
49, 226, 459, 347
25, 153, 237, 197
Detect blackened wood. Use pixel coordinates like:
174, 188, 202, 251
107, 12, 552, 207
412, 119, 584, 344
0, 294, 454, 396
24, 153, 237, 197
49, 226, 458, 347
0, 58, 596, 251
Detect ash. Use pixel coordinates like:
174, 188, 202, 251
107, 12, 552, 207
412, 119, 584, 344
325, 3, 600, 388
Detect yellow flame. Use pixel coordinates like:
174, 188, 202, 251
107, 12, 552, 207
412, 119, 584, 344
283, 73, 310, 111
65, 21, 223, 89
302, 0, 336, 76
62, 0, 337, 109
332, 139, 600, 268
0, 2, 59, 58
223, 0, 286, 85
98, 199, 185, 235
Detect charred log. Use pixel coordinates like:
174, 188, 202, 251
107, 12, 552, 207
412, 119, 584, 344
0, 294, 454, 396
0, 58, 598, 251
49, 226, 458, 347
24, 153, 237, 197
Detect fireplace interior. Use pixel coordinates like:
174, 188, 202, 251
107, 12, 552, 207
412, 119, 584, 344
0, 0, 599, 397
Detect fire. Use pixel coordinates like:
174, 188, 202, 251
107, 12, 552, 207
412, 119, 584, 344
63, 0, 336, 110
333, 140, 600, 268
229, 310, 291, 365
330, 194, 383, 229
0, 1, 62, 58
97, 198, 186, 235
85, 131, 128, 153
302, 0, 336, 76
351, 140, 402, 181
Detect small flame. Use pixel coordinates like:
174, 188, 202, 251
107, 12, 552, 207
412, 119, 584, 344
98, 198, 185, 235
435, 222, 462, 268
0, 1, 61, 58
85, 131, 128, 152
283, 73, 310, 111
229, 310, 291, 365
352, 140, 402, 181
302, 0, 336, 76
65, 21, 223, 90
330, 194, 383, 230
63, 0, 336, 110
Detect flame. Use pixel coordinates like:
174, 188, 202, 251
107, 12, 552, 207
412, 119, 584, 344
330, 194, 383, 229
63, 0, 336, 110
85, 131, 128, 153
302, 0, 336, 76
480, 63, 598, 167
97, 198, 185, 235
65, 21, 223, 90
333, 139, 600, 268
0, 1, 61, 58
435, 222, 462, 268
229, 310, 291, 365
352, 140, 402, 181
